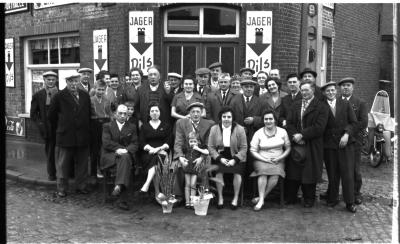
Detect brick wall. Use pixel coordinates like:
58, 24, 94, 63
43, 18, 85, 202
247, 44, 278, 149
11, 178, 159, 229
331, 4, 382, 109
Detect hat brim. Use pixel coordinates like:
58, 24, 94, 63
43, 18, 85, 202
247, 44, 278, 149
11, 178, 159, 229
338, 79, 354, 86
300, 70, 317, 78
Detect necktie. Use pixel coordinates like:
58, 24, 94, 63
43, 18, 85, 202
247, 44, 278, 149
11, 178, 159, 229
246, 97, 250, 103
46, 91, 51, 105
292, 93, 296, 100
199, 87, 203, 95
222, 92, 226, 103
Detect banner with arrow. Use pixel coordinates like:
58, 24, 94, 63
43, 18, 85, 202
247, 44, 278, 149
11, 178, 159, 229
129, 11, 154, 76
245, 11, 273, 75
93, 29, 108, 81
5, 38, 14, 87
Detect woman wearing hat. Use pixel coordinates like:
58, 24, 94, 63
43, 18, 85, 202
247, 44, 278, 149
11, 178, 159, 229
249, 109, 291, 211
208, 106, 248, 210
171, 76, 204, 120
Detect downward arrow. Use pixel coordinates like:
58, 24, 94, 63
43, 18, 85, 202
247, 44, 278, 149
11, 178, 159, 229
94, 45, 107, 70
131, 29, 151, 55
248, 30, 270, 56
6, 51, 13, 70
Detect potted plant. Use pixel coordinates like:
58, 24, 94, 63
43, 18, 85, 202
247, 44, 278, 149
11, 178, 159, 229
155, 153, 178, 213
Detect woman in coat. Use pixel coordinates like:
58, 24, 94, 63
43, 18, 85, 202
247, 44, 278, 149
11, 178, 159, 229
208, 106, 248, 210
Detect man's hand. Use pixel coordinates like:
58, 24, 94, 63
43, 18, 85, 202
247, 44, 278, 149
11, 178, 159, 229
293, 133, 303, 143
193, 157, 204, 171
115, 148, 128, 155
179, 157, 189, 167
339, 133, 349, 148
244, 117, 254, 125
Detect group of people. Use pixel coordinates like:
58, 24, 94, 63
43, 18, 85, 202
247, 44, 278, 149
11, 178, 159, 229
30, 61, 367, 213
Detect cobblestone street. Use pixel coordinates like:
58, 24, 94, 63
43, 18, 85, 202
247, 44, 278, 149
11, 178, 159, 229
7, 158, 394, 243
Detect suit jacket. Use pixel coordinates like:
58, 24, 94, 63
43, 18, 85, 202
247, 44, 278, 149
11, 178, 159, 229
100, 120, 138, 169
344, 95, 368, 143
205, 89, 236, 122
104, 86, 124, 111
279, 92, 302, 126
286, 98, 329, 184
194, 85, 215, 108
118, 84, 140, 105
173, 118, 215, 160
77, 82, 90, 93
30, 88, 58, 139
324, 98, 357, 149
259, 91, 288, 121
48, 88, 91, 147
135, 84, 173, 124
230, 94, 264, 143
207, 123, 248, 163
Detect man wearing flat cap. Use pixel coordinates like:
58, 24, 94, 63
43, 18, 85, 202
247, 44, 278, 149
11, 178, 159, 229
299, 68, 324, 100
194, 67, 216, 107
209, 62, 223, 90
240, 67, 255, 79
173, 102, 215, 204
30, 71, 59, 181
166, 72, 183, 96
321, 81, 358, 213
77, 67, 93, 92
338, 77, 368, 205
49, 71, 92, 197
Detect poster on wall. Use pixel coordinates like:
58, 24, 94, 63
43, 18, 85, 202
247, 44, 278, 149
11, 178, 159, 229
129, 11, 154, 76
5, 3, 29, 14
93, 29, 108, 82
5, 38, 15, 87
245, 11, 273, 75
6, 116, 26, 137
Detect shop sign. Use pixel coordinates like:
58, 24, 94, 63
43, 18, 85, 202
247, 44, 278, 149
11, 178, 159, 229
5, 3, 29, 14
93, 29, 108, 80
129, 11, 154, 75
5, 38, 15, 87
6, 116, 25, 137
245, 11, 272, 74
33, 3, 69, 9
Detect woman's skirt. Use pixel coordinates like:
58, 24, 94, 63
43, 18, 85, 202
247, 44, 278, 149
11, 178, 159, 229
213, 147, 245, 175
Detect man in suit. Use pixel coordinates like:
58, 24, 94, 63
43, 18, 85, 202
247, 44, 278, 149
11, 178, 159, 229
321, 81, 358, 212
205, 73, 236, 122
173, 102, 215, 204
30, 71, 59, 181
165, 72, 183, 96
194, 67, 216, 107
77, 67, 93, 93
100, 104, 138, 210
339, 77, 368, 205
104, 73, 123, 112
285, 81, 329, 207
209, 62, 223, 90
280, 73, 302, 127
48, 71, 92, 197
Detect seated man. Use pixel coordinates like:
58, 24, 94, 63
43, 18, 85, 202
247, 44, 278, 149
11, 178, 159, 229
100, 104, 138, 210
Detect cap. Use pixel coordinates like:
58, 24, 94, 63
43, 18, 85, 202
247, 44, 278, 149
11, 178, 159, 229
208, 62, 222, 70
186, 102, 205, 112
240, 67, 255, 75
77, 68, 93, 73
299, 68, 317, 78
195, 67, 211, 75
168, 72, 182, 79
240, 79, 258, 86
42, 71, 58, 78
66, 71, 81, 80
321, 81, 337, 91
338, 77, 355, 86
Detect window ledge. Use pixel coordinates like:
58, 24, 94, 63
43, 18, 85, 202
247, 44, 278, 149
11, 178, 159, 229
18, 113, 31, 118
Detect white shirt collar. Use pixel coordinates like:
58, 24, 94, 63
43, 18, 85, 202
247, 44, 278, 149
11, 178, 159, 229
150, 84, 159, 92
116, 120, 125, 131
327, 98, 336, 108
342, 95, 351, 101
243, 95, 252, 101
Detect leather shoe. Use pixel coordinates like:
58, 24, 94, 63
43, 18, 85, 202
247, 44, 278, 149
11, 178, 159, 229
230, 203, 238, 210
327, 201, 339, 208
57, 191, 67, 198
355, 197, 362, 205
118, 201, 130, 211
216, 204, 224, 209
76, 188, 89, 194
346, 204, 357, 213
112, 185, 122, 196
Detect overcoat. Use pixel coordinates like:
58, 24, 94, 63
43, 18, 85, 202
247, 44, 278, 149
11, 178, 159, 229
345, 96, 368, 146
279, 92, 302, 126
285, 98, 329, 184
205, 89, 236, 122
100, 120, 138, 169
259, 91, 288, 120
48, 88, 91, 147
30, 88, 57, 139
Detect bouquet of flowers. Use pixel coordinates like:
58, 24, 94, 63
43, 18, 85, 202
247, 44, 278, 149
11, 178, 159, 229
155, 153, 178, 206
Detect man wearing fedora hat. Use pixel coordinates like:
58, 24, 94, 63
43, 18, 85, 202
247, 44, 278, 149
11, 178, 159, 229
321, 81, 358, 213
77, 67, 93, 92
49, 71, 92, 197
299, 68, 324, 101
338, 77, 368, 205
173, 102, 215, 205
209, 62, 223, 90
285, 80, 329, 207
30, 71, 59, 181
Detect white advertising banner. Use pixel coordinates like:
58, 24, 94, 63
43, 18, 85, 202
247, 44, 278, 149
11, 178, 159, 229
93, 29, 108, 80
129, 11, 154, 76
5, 38, 14, 87
245, 11, 273, 74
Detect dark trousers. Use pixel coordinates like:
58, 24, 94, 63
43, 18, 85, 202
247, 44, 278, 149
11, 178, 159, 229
45, 137, 56, 177
173, 166, 185, 197
324, 145, 355, 204
285, 179, 316, 205
114, 154, 133, 188
56, 146, 89, 192
354, 143, 362, 197
90, 118, 110, 176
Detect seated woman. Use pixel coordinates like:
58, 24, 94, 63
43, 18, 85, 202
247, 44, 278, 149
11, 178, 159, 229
208, 106, 248, 210
138, 102, 172, 200
250, 109, 291, 211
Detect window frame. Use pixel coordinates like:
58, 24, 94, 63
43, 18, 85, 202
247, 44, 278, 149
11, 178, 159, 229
164, 6, 240, 38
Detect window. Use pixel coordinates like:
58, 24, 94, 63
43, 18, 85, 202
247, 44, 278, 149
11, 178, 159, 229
24, 33, 80, 114
165, 6, 239, 37
320, 38, 328, 85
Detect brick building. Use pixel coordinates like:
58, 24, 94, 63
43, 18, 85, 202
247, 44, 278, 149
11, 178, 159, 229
4, 3, 396, 142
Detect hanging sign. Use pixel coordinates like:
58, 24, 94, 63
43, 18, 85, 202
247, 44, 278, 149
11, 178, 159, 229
245, 11, 273, 74
129, 11, 154, 76
5, 38, 14, 87
93, 29, 108, 81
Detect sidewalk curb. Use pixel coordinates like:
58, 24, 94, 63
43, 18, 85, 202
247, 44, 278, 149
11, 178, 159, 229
6, 169, 57, 188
